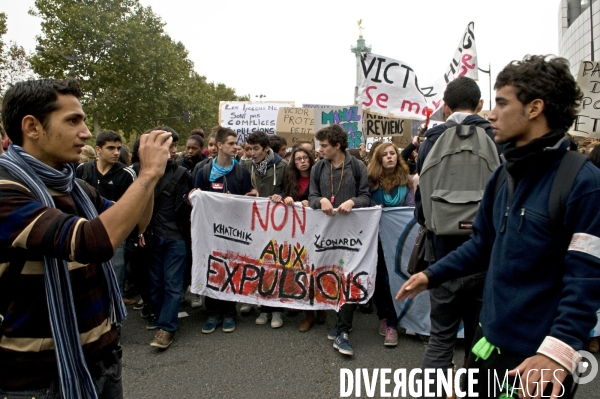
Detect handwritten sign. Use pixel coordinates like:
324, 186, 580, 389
189, 191, 381, 310
313, 105, 364, 149
443, 22, 478, 83
276, 107, 315, 135
219, 101, 293, 144
572, 61, 600, 138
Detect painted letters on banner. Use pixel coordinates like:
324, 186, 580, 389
573, 61, 600, 138
313, 105, 364, 149
443, 22, 478, 83
219, 101, 292, 144
189, 191, 381, 310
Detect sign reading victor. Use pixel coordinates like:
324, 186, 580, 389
189, 191, 381, 310
573, 61, 600, 138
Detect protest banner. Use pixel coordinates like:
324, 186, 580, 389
219, 101, 293, 143
189, 191, 382, 310
572, 61, 600, 138
363, 111, 412, 149
313, 105, 364, 149
275, 107, 315, 150
302, 104, 335, 109
378, 207, 464, 337
443, 22, 478, 83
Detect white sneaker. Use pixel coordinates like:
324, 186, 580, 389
255, 312, 270, 325
240, 304, 253, 315
190, 294, 203, 308
271, 312, 283, 328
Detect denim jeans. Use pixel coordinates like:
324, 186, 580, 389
205, 297, 237, 319
337, 303, 357, 334
112, 242, 127, 295
422, 273, 485, 398
0, 356, 122, 399
149, 235, 187, 334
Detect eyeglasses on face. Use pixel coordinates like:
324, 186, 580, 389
294, 156, 310, 162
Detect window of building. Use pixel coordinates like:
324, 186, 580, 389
568, 0, 597, 27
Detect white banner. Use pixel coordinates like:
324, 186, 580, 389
443, 22, 478, 83
189, 191, 382, 310
219, 101, 292, 143
572, 61, 600, 138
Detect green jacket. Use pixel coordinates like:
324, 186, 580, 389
241, 152, 287, 197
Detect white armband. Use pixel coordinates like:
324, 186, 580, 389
536, 336, 582, 374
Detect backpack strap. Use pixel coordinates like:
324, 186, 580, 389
494, 166, 507, 200
548, 151, 588, 240
201, 159, 213, 191
154, 166, 187, 213
234, 163, 244, 193
78, 161, 94, 183
349, 155, 362, 194
75, 178, 97, 204
312, 159, 325, 189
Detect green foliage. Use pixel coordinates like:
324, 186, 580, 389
0, 42, 38, 93
29, 0, 244, 141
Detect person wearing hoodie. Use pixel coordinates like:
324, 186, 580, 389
308, 124, 371, 357
241, 130, 288, 327
398, 55, 600, 399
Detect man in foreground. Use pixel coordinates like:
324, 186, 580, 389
0, 78, 171, 399
398, 56, 600, 398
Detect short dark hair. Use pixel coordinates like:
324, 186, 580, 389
215, 127, 237, 144
246, 130, 270, 149
151, 125, 179, 143
495, 55, 582, 131
269, 135, 288, 153
443, 76, 481, 112
315, 124, 348, 152
2, 78, 83, 146
187, 134, 204, 148
96, 130, 122, 148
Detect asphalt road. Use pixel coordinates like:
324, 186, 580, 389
121, 295, 600, 399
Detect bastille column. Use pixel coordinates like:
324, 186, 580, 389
351, 20, 371, 105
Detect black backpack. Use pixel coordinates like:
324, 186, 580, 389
201, 159, 245, 194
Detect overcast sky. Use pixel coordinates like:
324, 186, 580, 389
2, 0, 559, 110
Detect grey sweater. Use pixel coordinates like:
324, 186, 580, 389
308, 151, 371, 209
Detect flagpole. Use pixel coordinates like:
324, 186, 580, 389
478, 63, 492, 110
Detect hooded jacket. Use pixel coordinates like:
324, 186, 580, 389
76, 160, 136, 202
241, 151, 287, 197
424, 132, 600, 356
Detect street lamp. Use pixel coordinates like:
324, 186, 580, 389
255, 94, 266, 102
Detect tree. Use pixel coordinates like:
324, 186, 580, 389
0, 42, 38, 93
29, 0, 245, 140
0, 12, 7, 52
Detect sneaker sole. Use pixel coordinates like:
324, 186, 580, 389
150, 341, 172, 349
271, 322, 283, 328
202, 327, 217, 334
384, 341, 398, 347
146, 325, 157, 330
333, 342, 354, 356
222, 326, 236, 333
191, 302, 203, 308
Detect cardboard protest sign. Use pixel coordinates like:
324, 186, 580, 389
572, 61, 600, 138
189, 191, 381, 310
219, 101, 293, 144
313, 105, 364, 149
276, 107, 315, 135
443, 22, 478, 83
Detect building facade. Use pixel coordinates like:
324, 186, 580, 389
559, 0, 600, 74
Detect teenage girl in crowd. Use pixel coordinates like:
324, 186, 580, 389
367, 142, 415, 346
192, 132, 219, 180
271, 147, 326, 332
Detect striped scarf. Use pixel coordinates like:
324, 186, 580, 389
0, 144, 126, 399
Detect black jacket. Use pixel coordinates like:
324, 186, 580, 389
76, 161, 136, 202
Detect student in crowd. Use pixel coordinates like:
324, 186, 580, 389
367, 142, 415, 347
192, 132, 218, 180
192, 127, 253, 334
177, 134, 206, 174
270, 146, 325, 332
241, 130, 288, 327
308, 124, 371, 356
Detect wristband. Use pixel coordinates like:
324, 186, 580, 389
536, 336, 582, 374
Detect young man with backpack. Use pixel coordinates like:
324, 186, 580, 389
308, 124, 371, 356
412, 76, 501, 397
193, 127, 253, 333
76, 130, 137, 302
241, 130, 288, 327
399, 56, 600, 398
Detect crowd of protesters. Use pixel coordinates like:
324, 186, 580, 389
1, 54, 600, 399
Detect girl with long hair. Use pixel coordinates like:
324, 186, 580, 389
367, 142, 415, 347
270, 147, 325, 331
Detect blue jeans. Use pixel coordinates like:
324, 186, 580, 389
149, 235, 187, 334
112, 242, 127, 295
